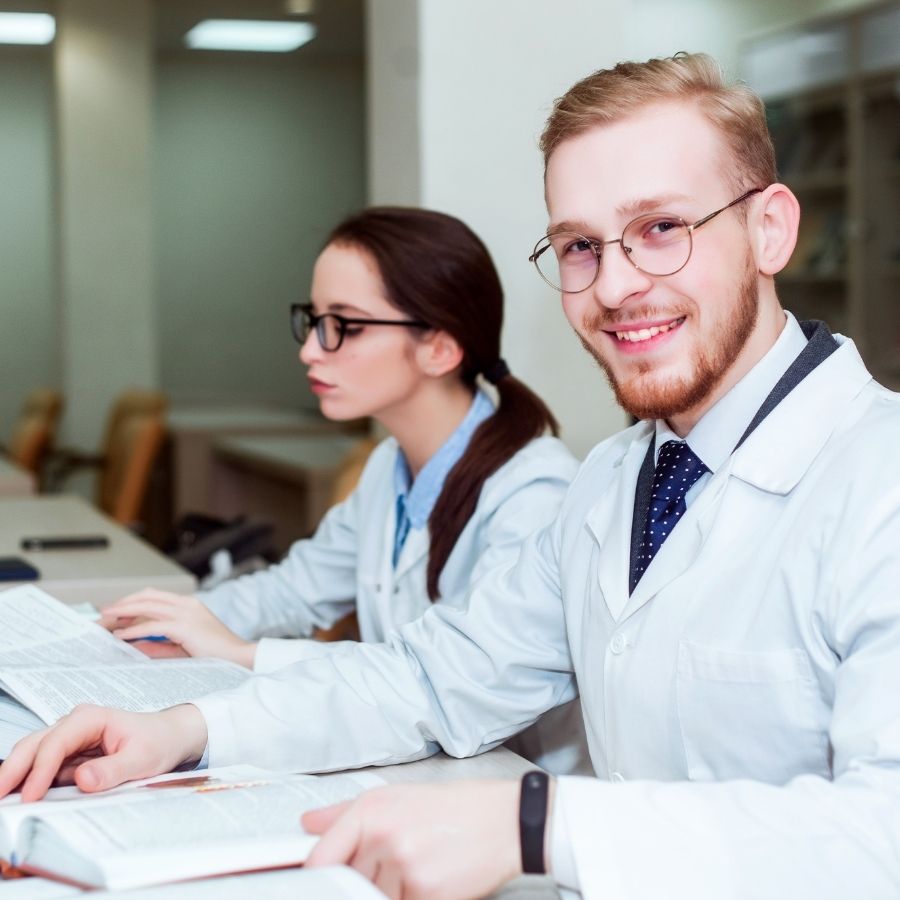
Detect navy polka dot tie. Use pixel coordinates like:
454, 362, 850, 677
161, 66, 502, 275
630, 440, 709, 593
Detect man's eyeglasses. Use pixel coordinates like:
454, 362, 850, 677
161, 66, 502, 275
290, 303, 429, 352
528, 188, 763, 293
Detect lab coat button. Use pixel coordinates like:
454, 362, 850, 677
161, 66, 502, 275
375, 583, 382, 592
610, 771, 626, 783
610, 633, 627, 654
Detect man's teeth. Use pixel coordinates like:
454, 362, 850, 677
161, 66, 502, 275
615, 318, 684, 342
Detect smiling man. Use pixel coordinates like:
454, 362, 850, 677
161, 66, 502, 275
2, 53, 899, 899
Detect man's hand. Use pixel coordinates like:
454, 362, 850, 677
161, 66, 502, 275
101, 589, 256, 669
0, 704, 208, 802
303, 780, 522, 900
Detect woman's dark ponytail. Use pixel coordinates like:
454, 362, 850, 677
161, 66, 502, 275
325, 207, 559, 600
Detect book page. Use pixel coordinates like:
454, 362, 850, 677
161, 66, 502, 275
95, 865, 386, 899
56, 773, 381, 852
19, 772, 384, 890
0, 586, 143, 668
0, 766, 286, 861
0, 660, 249, 724
0, 691, 46, 758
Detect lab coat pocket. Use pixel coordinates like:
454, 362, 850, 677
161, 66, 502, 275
676, 641, 830, 784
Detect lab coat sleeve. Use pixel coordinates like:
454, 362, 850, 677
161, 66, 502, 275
192, 514, 577, 772
551, 472, 900, 900
196, 443, 393, 640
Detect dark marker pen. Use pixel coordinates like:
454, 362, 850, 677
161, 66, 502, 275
21, 536, 110, 551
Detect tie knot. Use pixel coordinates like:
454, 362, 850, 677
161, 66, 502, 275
648, 441, 709, 518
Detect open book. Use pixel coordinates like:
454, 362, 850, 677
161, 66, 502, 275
1, 765, 383, 891
0, 585, 249, 756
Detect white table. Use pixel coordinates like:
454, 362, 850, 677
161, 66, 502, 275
0, 496, 195, 608
167, 404, 352, 519
210, 433, 362, 551
0, 459, 35, 497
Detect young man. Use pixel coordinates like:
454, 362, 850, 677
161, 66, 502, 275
2, 54, 899, 898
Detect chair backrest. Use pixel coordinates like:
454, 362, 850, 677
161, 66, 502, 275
329, 436, 379, 506
8, 388, 64, 475
97, 391, 168, 525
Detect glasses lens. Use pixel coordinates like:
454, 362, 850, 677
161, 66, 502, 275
291, 306, 309, 344
532, 233, 599, 293
316, 314, 344, 351
622, 214, 691, 276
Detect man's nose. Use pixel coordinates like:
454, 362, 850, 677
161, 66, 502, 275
590, 241, 653, 310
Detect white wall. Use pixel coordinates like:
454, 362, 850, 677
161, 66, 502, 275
155, 56, 366, 410
0, 49, 56, 437
366, 0, 876, 458
55, 0, 158, 447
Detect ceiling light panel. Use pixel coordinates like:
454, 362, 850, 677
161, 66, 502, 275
185, 19, 316, 53
0, 12, 55, 45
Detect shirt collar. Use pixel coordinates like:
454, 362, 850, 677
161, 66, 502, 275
655, 311, 808, 471
393, 389, 495, 529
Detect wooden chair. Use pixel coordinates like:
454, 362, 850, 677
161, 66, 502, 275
4, 388, 64, 486
48, 389, 168, 528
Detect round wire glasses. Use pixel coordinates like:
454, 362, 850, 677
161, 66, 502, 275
529, 188, 762, 293
290, 303, 429, 352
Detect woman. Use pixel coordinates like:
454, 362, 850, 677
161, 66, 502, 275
102, 209, 581, 774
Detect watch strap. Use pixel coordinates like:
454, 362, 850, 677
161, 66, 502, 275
519, 770, 549, 874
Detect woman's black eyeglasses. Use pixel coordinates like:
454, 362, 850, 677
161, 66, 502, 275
290, 303, 430, 352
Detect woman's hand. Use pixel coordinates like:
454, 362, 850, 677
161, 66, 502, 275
100, 589, 257, 669
0, 704, 208, 802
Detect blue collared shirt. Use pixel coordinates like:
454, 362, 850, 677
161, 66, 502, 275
392, 390, 495, 566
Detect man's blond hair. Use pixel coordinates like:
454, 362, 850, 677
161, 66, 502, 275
540, 52, 776, 194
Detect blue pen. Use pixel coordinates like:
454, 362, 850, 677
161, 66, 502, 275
125, 635, 169, 642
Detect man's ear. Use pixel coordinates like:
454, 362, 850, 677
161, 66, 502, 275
415, 329, 464, 378
751, 183, 801, 276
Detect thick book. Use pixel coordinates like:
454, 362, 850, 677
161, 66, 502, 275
0, 766, 383, 891
0, 585, 250, 757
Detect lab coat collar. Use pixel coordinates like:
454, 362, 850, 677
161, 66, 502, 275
584, 336, 873, 624
728, 335, 872, 495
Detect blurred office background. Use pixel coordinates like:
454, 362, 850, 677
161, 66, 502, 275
1, 0, 897, 472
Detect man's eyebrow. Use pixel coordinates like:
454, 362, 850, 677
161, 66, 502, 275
615, 192, 695, 218
546, 193, 697, 237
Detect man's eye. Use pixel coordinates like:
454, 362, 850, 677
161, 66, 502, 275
642, 218, 683, 238
563, 239, 596, 256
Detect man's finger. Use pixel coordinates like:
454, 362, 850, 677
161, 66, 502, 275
302, 799, 352, 835
19, 713, 106, 801
304, 801, 361, 867
0, 729, 48, 797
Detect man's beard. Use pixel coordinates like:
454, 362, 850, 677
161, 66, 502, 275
578, 260, 759, 421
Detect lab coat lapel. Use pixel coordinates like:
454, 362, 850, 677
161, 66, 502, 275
619, 469, 725, 621
620, 337, 871, 621
585, 430, 652, 622
393, 526, 429, 581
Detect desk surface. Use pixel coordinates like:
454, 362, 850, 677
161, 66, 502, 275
0, 496, 195, 608
0, 458, 35, 496
213, 434, 362, 484
168, 404, 335, 435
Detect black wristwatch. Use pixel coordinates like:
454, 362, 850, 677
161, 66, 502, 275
519, 770, 549, 874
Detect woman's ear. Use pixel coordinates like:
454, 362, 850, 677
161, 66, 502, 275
416, 330, 464, 378
751, 183, 801, 276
